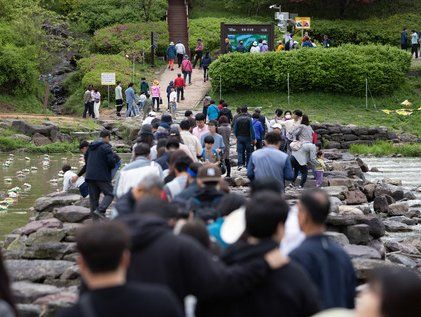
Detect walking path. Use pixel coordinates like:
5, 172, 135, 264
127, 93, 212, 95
159, 66, 211, 113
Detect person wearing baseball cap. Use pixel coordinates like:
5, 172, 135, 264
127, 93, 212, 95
188, 164, 225, 221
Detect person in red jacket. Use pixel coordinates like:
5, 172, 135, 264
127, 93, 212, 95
174, 73, 185, 102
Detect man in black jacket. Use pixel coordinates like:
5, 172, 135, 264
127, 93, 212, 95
117, 197, 288, 308
57, 222, 182, 317
198, 191, 321, 317
85, 130, 118, 219
233, 106, 255, 170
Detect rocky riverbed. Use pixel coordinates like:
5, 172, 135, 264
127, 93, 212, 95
1, 149, 421, 316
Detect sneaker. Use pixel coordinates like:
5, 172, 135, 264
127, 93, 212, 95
93, 210, 107, 220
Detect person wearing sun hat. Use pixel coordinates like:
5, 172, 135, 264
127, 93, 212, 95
260, 39, 269, 52
250, 41, 260, 53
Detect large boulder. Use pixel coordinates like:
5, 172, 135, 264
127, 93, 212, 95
21, 242, 76, 260
352, 258, 394, 280
25, 228, 66, 246
12, 281, 59, 304
373, 196, 389, 213
5, 260, 74, 282
383, 220, 412, 232
387, 254, 417, 268
363, 183, 376, 201
338, 205, 364, 216
367, 239, 386, 259
344, 245, 381, 259
329, 197, 343, 213
387, 203, 409, 217
34, 194, 81, 212
383, 240, 420, 255
345, 190, 368, 205
326, 214, 357, 227
344, 224, 370, 245
357, 216, 385, 239
356, 158, 369, 173
34, 291, 78, 316
32, 133, 52, 146
17, 304, 41, 317
10, 134, 32, 142
54, 206, 90, 223
325, 231, 350, 247
14, 218, 63, 236
323, 186, 348, 199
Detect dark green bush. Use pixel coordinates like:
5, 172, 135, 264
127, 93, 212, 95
91, 17, 272, 58
310, 14, 420, 47
92, 22, 169, 57
0, 44, 39, 95
209, 45, 411, 95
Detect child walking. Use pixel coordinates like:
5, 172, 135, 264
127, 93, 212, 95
201, 135, 220, 165
315, 151, 326, 187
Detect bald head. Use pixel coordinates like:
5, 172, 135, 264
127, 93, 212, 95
299, 189, 331, 225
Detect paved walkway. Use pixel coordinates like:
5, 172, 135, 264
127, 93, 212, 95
158, 66, 211, 113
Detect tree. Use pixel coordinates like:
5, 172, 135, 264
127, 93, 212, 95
287, 0, 376, 18
134, 0, 167, 22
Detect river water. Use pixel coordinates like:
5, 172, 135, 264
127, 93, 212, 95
1, 153, 420, 237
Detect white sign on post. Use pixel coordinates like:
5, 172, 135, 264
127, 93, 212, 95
101, 73, 116, 86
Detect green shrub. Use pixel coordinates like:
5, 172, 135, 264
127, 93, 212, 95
78, 54, 139, 93
310, 14, 421, 47
0, 44, 39, 95
91, 17, 272, 57
92, 22, 169, 57
209, 45, 411, 95
0, 136, 79, 153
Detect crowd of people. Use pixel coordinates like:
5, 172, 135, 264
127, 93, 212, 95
38, 94, 421, 317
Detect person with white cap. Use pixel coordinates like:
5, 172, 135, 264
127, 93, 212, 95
175, 40, 186, 68
250, 41, 260, 53
167, 42, 177, 70
260, 39, 269, 52
201, 191, 321, 317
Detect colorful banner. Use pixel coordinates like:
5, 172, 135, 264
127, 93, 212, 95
295, 17, 311, 29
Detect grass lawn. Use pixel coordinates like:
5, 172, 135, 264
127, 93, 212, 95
212, 76, 421, 137
0, 94, 50, 114
350, 141, 421, 157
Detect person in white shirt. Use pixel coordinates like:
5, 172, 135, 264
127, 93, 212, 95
169, 88, 177, 114
62, 165, 88, 197
175, 40, 186, 68
115, 82, 123, 117
138, 93, 147, 113
411, 30, 419, 59
179, 119, 202, 161
93, 89, 101, 119
250, 41, 260, 53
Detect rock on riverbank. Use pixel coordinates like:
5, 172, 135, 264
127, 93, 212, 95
1, 151, 420, 316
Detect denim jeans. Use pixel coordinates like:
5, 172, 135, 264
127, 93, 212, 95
236, 136, 253, 166
183, 71, 192, 84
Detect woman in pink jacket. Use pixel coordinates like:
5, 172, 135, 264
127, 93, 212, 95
181, 55, 193, 85
151, 80, 161, 111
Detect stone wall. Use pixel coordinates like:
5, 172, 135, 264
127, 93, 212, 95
311, 123, 417, 149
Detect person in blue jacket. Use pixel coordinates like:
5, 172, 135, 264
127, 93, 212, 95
167, 42, 177, 71
252, 112, 264, 150
206, 100, 219, 121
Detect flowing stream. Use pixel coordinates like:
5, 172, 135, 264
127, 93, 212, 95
1, 154, 420, 237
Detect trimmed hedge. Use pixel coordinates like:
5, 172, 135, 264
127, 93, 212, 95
310, 14, 420, 47
208, 45, 411, 95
